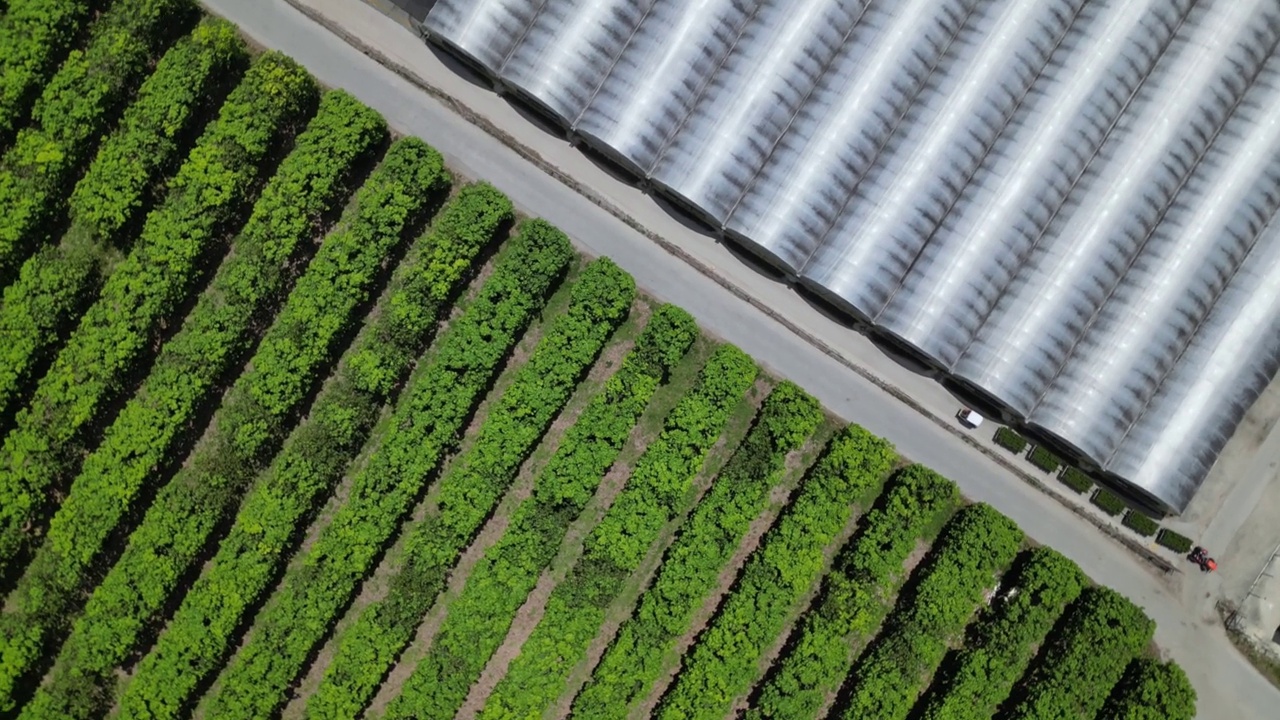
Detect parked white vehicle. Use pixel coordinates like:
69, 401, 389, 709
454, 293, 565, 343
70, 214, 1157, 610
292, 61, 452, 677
957, 408, 984, 429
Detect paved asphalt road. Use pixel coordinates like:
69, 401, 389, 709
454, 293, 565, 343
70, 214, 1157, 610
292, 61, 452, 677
200, 0, 1277, 716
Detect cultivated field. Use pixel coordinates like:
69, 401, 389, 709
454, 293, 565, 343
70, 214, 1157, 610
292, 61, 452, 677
0, 1, 1195, 719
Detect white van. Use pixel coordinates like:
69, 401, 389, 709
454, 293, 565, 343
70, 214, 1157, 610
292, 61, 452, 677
957, 408, 984, 429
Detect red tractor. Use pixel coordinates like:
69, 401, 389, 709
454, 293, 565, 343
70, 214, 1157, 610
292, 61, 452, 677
1189, 546, 1217, 573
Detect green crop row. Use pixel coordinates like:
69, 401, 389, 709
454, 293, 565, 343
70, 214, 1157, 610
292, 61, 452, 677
381, 305, 698, 720
833, 503, 1024, 720
0, 18, 246, 424
306, 258, 636, 719
1005, 586, 1155, 719
745, 465, 960, 720
0, 90, 383, 714
1099, 658, 1197, 720
202, 219, 573, 720
23, 182, 510, 720
0, 43, 315, 603
915, 547, 1086, 720
574, 381, 823, 720
0, 0, 98, 145
100, 135, 443, 720
639, 426, 896, 720
0, 0, 195, 280
478, 344, 758, 720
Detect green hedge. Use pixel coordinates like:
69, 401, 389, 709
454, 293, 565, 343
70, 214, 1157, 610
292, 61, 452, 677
1156, 529, 1193, 554
1100, 658, 1197, 720
0, 0, 99, 146
633, 426, 896, 720
1027, 445, 1061, 473
284, 258, 635, 720
1092, 488, 1126, 517
381, 305, 697, 720
745, 465, 960, 720
203, 219, 572, 720
994, 427, 1028, 454
23, 182, 511, 720
833, 504, 1023, 720
1122, 510, 1159, 538
0, 90, 383, 715
1060, 467, 1092, 494
0, 18, 246, 425
914, 548, 1086, 720
572, 382, 823, 720
1004, 586, 1155, 720
477, 344, 758, 720
0, 0, 196, 281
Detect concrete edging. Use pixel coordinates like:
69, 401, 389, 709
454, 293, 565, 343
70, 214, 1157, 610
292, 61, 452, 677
277, 0, 1179, 576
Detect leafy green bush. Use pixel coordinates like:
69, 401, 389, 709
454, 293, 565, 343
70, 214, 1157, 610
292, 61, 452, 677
379, 306, 697, 720
1092, 488, 1126, 517
568, 382, 823, 720
1122, 510, 1159, 538
23, 183, 511, 720
832, 503, 1023, 720
632, 426, 896, 720
915, 547, 1086, 720
1060, 467, 1092, 494
477, 344, 758, 720
0, 0, 196, 279
1100, 658, 1197, 720
1156, 529, 1193, 554
0, 18, 246, 425
203, 219, 572, 720
745, 465, 960, 720
1004, 586, 1155, 720
994, 427, 1028, 454
0, 0, 98, 145
0, 91, 383, 715
0, 54, 315, 703
1028, 445, 1061, 473
280, 258, 636, 720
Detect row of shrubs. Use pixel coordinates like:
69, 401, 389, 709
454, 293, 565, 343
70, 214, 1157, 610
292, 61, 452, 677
295, 258, 636, 719
200, 219, 573, 720
643, 427, 897, 720
580, 382, 823, 720
0, 0, 98, 146
477, 345, 759, 719
377, 306, 699, 720
0, 89, 384, 713
24, 182, 512, 720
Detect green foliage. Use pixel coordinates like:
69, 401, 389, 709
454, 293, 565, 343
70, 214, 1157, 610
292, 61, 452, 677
1099, 658, 1196, 720
1059, 467, 1092, 494
913, 547, 1086, 720
1004, 586, 1155, 720
289, 258, 636, 720
203, 219, 572, 720
570, 381, 824, 720
745, 465, 960, 720
0, 18, 246, 426
1122, 510, 1158, 538
0, 49, 314, 659
478, 344, 758, 720
637, 426, 896, 720
1027, 446, 1061, 473
1155, 529, 1192, 554
380, 306, 697, 720
1092, 488, 1126, 517
0, 91, 383, 716
994, 427, 1028, 454
834, 504, 1023, 720
22, 183, 510, 720
0, 0, 97, 146
0, 0, 197, 280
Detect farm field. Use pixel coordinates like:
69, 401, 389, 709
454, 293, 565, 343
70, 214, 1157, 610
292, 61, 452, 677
0, 2, 1196, 720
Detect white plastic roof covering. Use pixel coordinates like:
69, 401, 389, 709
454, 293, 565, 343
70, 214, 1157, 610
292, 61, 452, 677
425, 0, 1280, 513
